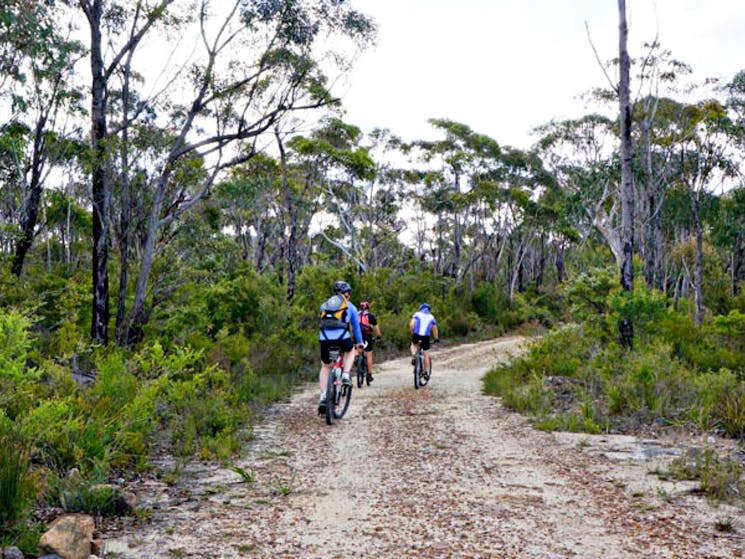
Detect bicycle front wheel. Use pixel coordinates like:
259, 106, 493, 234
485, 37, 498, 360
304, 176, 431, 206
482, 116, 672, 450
355, 355, 365, 388
333, 378, 352, 419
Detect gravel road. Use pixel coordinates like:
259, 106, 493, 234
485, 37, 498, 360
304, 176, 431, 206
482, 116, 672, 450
104, 337, 743, 558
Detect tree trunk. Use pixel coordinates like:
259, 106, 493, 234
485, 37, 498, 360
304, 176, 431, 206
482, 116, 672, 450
535, 233, 545, 289
115, 49, 135, 345
11, 113, 47, 276
85, 0, 110, 345
276, 129, 298, 302
642, 118, 656, 289
691, 196, 704, 324
618, 0, 634, 348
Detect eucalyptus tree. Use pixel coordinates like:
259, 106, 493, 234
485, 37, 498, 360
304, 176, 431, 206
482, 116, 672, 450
673, 99, 737, 323
214, 153, 284, 272
710, 186, 745, 296
410, 119, 508, 291
631, 46, 693, 290
285, 117, 376, 285
618, 0, 634, 347
75, 0, 178, 344
357, 128, 406, 271
0, 1, 57, 89
535, 114, 621, 264
0, 2, 85, 276
73, 1, 375, 344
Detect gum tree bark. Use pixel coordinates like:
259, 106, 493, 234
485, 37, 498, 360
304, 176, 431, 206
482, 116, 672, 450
618, 0, 634, 348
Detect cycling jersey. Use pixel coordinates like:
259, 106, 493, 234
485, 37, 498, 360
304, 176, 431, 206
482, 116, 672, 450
411, 310, 437, 336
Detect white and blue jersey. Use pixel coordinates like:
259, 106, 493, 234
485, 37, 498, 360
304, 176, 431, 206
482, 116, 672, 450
411, 310, 437, 336
319, 300, 363, 343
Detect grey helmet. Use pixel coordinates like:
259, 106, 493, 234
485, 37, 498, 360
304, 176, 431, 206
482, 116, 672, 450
333, 280, 351, 294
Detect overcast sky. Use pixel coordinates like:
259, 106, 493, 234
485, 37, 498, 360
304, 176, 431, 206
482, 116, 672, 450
335, 0, 745, 150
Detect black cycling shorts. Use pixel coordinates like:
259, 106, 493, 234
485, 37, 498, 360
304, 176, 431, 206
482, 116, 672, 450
362, 335, 375, 352
412, 333, 431, 351
320, 338, 354, 364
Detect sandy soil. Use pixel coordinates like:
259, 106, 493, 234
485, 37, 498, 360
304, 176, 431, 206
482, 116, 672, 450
103, 337, 744, 558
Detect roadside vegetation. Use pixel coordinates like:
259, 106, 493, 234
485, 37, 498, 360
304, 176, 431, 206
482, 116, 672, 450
484, 266, 745, 503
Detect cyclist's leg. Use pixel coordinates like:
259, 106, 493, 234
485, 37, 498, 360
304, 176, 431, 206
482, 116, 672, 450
421, 336, 432, 372
410, 334, 420, 363
319, 341, 334, 406
339, 338, 355, 382
362, 336, 373, 374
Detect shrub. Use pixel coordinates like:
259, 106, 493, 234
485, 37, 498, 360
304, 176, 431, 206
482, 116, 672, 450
694, 369, 745, 438
0, 415, 33, 526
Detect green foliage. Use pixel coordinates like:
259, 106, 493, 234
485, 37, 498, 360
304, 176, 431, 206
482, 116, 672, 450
51, 475, 120, 517
0, 309, 33, 382
694, 369, 745, 438
0, 414, 33, 526
162, 364, 245, 458
604, 343, 697, 422
564, 267, 617, 326
20, 395, 112, 474
230, 465, 256, 483
486, 276, 745, 439
666, 447, 744, 501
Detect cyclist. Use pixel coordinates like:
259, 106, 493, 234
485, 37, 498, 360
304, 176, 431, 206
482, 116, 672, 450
318, 280, 364, 414
358, 301, 382, 382
409, 302, 439, 375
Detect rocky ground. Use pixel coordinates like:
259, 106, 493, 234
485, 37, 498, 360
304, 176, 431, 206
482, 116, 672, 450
102, 337, 744, 558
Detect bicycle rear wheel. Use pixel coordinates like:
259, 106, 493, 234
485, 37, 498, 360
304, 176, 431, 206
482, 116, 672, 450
413, 351, 422, 389
419, 357, 431, 387
325, 368, 337, 425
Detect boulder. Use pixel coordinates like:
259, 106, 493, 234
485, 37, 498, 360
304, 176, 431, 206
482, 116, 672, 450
38, 513, 95, 559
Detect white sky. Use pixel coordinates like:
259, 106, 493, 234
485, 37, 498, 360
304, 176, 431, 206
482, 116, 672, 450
336, 0, 745, 150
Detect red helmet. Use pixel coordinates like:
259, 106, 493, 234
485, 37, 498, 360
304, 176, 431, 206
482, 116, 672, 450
360, 301, 370, 310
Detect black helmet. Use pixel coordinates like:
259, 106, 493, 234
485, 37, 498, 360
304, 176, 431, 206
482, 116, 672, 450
333, 280, 351, 294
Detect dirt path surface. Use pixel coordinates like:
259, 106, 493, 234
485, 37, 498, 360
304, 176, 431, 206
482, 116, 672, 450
104, 337, 743, 558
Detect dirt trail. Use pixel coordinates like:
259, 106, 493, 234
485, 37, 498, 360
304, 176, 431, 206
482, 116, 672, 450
104, 337, 743, 558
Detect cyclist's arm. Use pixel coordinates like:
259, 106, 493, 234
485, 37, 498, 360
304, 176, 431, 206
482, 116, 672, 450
431, 324, 439, 341
349, 307, 364, 345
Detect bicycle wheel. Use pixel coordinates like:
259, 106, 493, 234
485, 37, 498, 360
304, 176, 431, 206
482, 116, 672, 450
419, 356, 431, 387
355, 355, 365, 388
333, 377, 352, 419
413, 351, 422, 389
325, 367, 338, 425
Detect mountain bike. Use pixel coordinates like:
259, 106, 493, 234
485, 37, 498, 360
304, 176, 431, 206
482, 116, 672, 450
412, 340, 431, 389
354, 342, 371, 388
325, 347, 352, 425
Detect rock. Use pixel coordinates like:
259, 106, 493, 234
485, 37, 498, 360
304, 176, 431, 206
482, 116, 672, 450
38, 513, 95, 559
88, 484, 137, 515
3, 546, 25, 559
90, 538, 105, 557
67, 468, 82, 482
